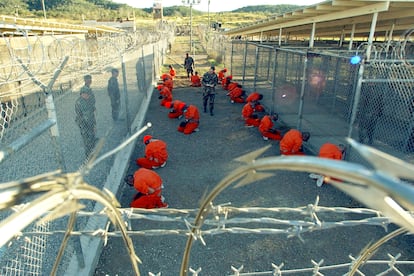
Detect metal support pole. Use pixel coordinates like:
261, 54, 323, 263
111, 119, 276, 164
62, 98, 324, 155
349, 23, 356, 51
230, 41, 234, 75
297, 53, 308, 130
253, 46, 259, 91
348, 62, 365, 139
271, 47, 278, 114
242, 40, 248, 86
121, 54, 130, 133
366, 12, 379, 62
309, 22, 316, 48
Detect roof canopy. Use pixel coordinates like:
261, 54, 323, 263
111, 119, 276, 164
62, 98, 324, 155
224, 0, 414, 43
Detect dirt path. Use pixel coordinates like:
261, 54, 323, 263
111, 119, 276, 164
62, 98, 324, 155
163, 35, 212, 88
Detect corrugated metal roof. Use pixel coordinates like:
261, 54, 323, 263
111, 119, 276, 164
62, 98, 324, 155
224, 0, 414, 42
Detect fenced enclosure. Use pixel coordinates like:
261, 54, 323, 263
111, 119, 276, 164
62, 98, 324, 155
0, 22, 174, 275
208, 32, 414, 165
0, 20, 413, 276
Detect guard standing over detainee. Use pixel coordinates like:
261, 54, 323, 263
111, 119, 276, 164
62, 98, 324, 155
75, 74, 97, 158
107, 68, 120, 120
202, 66, 219, 116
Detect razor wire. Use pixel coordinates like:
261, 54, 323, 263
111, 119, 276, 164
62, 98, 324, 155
0, 23, 175, 143
0, 22, 175, 276
1, 139, 414, 275
206, 28, 414, 165
1, 23, 414, 275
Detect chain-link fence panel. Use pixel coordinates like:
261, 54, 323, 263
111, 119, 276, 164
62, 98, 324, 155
203, 33, 414, 165
0, 22, 174, 275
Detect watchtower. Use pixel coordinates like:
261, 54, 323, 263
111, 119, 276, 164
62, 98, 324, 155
153, 0, 163, 20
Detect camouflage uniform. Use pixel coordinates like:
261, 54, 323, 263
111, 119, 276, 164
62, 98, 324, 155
107, 71, 120, 120
201, 68, 219, 116
75, 85, 96, 158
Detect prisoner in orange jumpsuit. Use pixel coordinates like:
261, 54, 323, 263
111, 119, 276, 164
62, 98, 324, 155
279, 129, 310, 155
218, 68, 227, 81
319, 143, 344, 160
222, 75, 232, 90
178, 104, 200, 134
136, 135, 168, 169
127, 168, 168, 209
168, 65, 176, 79
227, 81, 239, 92
259, 114, 282, 141
228, 84, 246, 103
242, 102, 261, 127
246, 92, 265, 112
309, 143, 345, 186
190, 71, 201, 87
161, 73, 170, 82
158, 85, 172, 107
166, 100, 186, 119
161, 74, 174, 91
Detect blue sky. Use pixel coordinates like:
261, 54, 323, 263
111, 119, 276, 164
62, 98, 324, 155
112, 0, 324, 12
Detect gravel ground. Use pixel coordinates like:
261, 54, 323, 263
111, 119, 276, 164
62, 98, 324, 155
95, 81, 414, 275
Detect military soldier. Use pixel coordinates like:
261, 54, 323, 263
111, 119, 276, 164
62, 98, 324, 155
107, 68, 120, 120
75, 74, 97, 158
201, 66, 219, 116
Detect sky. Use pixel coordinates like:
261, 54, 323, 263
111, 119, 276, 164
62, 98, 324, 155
112, 0, 324, 13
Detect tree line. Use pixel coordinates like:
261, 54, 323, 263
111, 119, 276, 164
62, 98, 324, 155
0, 0, 301, 23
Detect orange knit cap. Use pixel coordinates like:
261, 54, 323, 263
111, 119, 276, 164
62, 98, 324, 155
143, 135, 152, 145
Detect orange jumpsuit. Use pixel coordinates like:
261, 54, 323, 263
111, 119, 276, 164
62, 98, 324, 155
159, 86, 172, 107
169, 68, 176, 79
228, 86, 246, 103
161, 73, 171, 81
178, 105, 200, 134
279, 129, 305, 155
259, 115, 282, 140
130, 168, 167, 209
222, 76, 232, 90
163, 78, 174, 91
190, 74, 201, 87
246, 92, 265, 112
242, 103, 261, 127
316, 143, 343, 184
319, 143, 343, 160
218, 69, 227, 81
168, 100, 186, 119
227, 82, 238, 92
136, 139, 168, 169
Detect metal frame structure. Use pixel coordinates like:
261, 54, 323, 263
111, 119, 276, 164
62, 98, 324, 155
224, 0, 414, 51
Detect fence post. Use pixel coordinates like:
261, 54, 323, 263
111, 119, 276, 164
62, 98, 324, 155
242, 40, 248, 85
230, 41, 234, 76
297, 53, 308, 130
271, 47, 277, 114
254, 45, 259, 90
347, 62, 365, 139
121, 54, 131, 134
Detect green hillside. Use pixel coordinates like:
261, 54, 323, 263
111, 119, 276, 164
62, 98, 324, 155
0, 0, 301, 27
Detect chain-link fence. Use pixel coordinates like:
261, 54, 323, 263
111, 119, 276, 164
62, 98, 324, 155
0, 22, 174, 275
1, 22, 414, 276
207, 31, 414, 165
